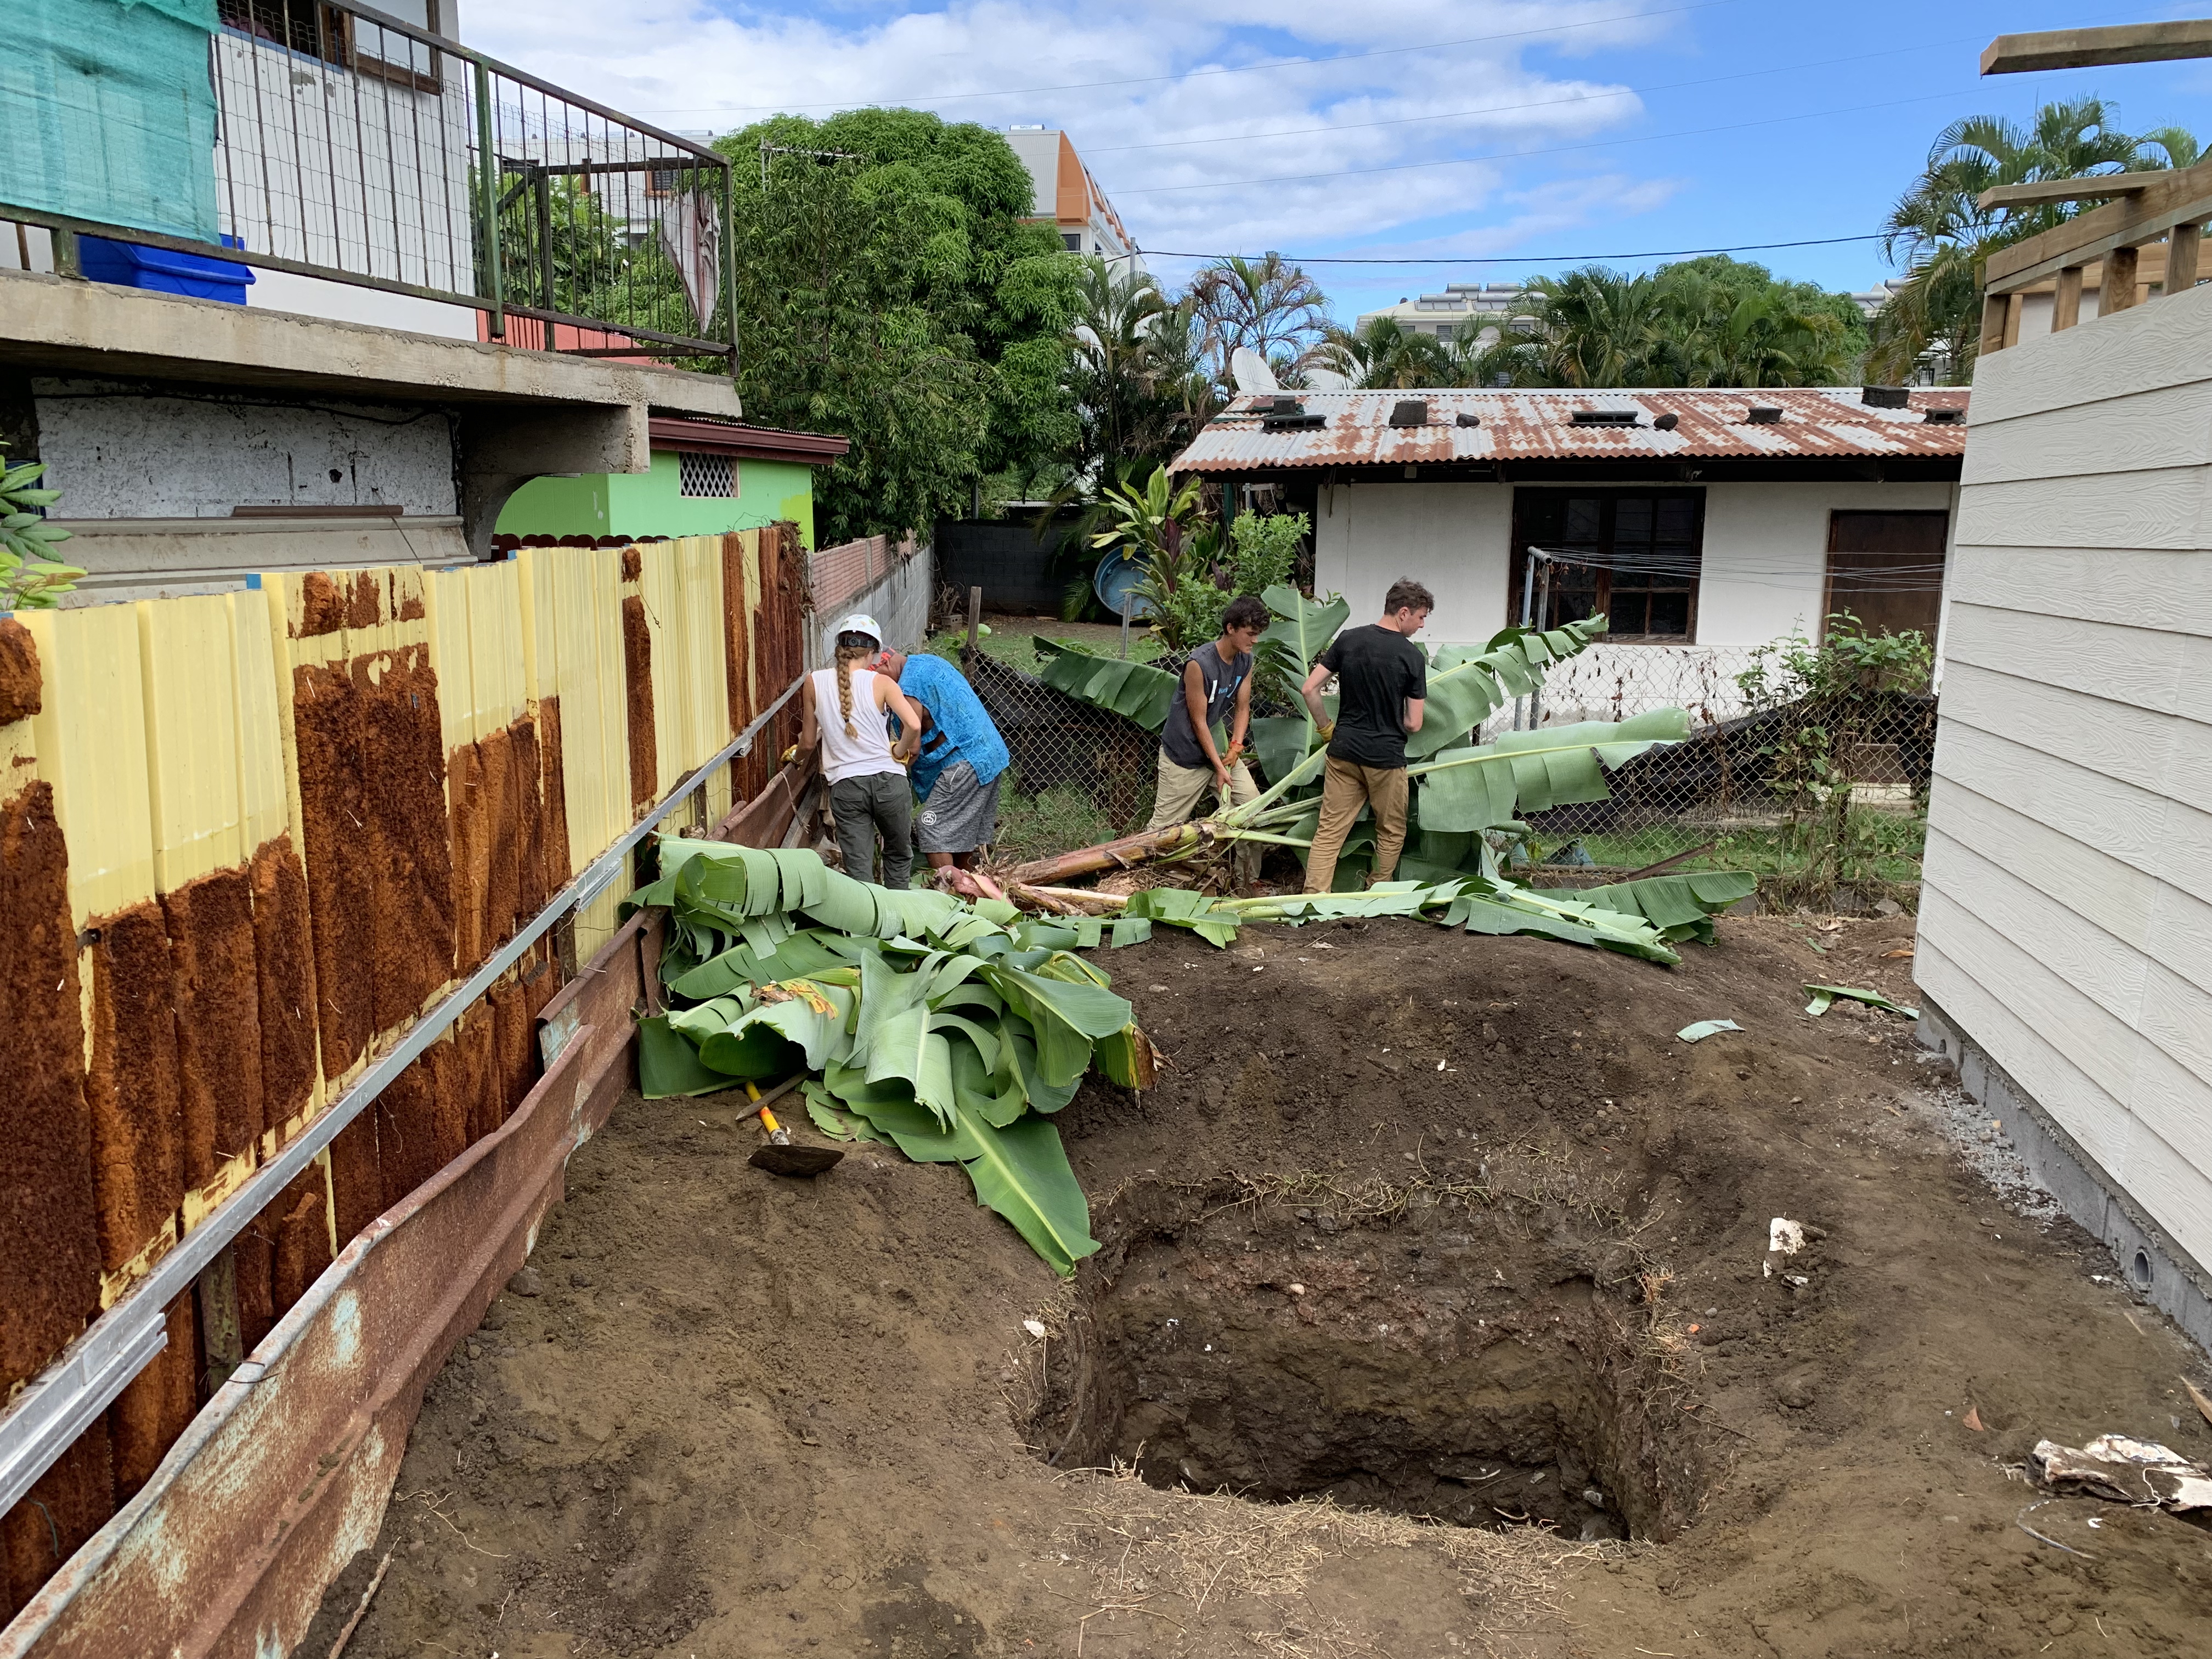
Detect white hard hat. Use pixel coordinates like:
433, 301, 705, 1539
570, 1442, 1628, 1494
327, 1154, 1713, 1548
834, 612, 883, 645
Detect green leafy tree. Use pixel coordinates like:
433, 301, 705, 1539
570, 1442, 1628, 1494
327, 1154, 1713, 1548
717, 110, 1081, 543
1735, 613, 1936, 906
2, 443, 82, 610
1454, 257, 1861, 388
1870, 97, 2199, 385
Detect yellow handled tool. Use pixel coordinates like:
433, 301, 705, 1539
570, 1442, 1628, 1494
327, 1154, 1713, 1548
744, 1079, 843, 1178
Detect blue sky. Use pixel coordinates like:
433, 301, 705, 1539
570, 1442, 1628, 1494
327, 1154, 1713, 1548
470, 0, 2212, 324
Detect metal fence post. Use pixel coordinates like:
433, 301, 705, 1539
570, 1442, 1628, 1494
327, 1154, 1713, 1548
721, 163, 741, 388
472, 58, 504, 338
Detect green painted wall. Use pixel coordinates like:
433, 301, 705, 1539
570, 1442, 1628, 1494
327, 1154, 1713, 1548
497, 453, 821, 548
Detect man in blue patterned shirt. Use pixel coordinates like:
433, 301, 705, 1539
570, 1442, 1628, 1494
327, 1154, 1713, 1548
873, 645, 1012, 873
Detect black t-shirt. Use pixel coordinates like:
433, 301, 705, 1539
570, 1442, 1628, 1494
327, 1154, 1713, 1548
1318, 624, 1428, 769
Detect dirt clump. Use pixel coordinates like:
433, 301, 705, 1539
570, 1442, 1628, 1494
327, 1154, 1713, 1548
309, 916, 2212, 1657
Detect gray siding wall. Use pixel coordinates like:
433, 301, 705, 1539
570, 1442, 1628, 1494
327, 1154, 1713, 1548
1918, 280, 2212, 1287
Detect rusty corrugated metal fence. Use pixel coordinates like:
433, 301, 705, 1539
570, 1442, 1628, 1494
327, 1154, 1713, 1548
0, 527, 810, 1624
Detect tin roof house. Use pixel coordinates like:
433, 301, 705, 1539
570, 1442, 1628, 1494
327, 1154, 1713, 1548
1170, 385, 1970, 719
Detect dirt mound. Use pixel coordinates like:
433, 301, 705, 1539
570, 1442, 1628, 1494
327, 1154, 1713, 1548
308, 915, 2212, 1657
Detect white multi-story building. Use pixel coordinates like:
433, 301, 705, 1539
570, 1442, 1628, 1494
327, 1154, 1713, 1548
1002, 126, 1142, 269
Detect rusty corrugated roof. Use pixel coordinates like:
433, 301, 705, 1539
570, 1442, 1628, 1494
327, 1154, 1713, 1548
1171, 387, 1972, 472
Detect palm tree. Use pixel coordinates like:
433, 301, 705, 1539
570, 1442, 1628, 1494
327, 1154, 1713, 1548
1064, 258, 1203, 473
1315, 317, 1455, 388
1652, 261, 1857, 387
1870, 97, 2199, 384
1455, 267, 1669, 387
1188, 253, 1331, 385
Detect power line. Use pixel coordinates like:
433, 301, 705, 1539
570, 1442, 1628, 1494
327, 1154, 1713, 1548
1104, 86, 1989, 197
628, 0, 1749, 116
1136, 234, 1885, 266
1085, 34, 1988, 157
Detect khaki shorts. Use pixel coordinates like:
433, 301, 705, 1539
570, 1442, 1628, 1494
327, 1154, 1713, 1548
1146, 751, 1258, 829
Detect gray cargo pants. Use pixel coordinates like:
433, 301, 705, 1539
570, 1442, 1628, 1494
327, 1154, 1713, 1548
829, 770, 913, 889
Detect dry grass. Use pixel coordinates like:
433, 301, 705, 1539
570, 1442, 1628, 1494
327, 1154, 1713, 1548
1050, 1461, 1600, 1657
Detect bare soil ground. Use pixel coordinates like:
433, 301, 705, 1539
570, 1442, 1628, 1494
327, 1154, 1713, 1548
308, 915, 2212, 1658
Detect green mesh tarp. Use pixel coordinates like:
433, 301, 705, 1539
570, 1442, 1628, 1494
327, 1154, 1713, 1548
1, 0, 221, 242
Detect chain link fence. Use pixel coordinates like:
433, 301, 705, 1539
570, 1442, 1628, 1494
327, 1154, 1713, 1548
965, 636, 1934, 905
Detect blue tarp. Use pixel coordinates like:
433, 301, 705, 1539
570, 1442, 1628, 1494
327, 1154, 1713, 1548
1, 0, 222, 243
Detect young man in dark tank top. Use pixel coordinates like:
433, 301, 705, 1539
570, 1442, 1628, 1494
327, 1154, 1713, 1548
1146, 594, 1269, 832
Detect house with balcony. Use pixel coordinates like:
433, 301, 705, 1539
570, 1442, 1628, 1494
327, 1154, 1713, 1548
0, 0, 800, 602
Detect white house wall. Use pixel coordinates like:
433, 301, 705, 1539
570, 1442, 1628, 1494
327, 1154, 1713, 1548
1314, 476, 1955, 649
1918, 277, 2212, 1287
1313, 479, 1511, 644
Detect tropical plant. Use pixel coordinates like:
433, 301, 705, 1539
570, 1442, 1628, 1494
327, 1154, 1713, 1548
1734, 613, 1936, 906
1, 442, 83, 610
1314, 316, 1455, 389
628, 840, 1156, 1274
1870, 97, 2200, 385
1063, 259, 1210, 475
1188, 252, 1331, 386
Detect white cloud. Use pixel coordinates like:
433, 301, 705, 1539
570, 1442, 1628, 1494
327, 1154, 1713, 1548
460, 0, 1691, 280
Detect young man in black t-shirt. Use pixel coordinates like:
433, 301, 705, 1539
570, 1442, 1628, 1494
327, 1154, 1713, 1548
1297, 579, 1432, 893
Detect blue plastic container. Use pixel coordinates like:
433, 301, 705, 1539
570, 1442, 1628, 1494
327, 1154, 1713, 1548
1093, 551, 1158, 620
77, 235, 254, 304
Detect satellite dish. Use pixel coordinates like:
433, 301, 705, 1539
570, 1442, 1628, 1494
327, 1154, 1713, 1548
1230, 346, 1279, 393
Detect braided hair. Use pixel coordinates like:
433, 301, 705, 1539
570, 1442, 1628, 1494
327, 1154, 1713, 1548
833, 630, 877, 739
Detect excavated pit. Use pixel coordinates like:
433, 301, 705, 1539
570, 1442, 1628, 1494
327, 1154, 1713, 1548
1030, 1178, 1709, 1542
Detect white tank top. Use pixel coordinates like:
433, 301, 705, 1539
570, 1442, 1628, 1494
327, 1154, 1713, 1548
815, 665, 905, 784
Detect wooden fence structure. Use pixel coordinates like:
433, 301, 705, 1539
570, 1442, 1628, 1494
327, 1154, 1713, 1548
0, 527, 808, 1620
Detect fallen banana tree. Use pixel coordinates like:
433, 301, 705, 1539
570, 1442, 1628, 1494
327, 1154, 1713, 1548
1018, 589, 1623, 890
625, 839, 1157, 1274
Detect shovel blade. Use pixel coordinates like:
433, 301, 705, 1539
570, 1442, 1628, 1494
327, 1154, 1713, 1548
749, 1143, 844, 1178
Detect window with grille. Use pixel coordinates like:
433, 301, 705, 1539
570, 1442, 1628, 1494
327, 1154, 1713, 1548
678, 452, 736, 498
1509, 489, 1704, 640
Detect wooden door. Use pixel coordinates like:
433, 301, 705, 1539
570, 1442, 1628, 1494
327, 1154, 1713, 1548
1824, 511, 1948, 639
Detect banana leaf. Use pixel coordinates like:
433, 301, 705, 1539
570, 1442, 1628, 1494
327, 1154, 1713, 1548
1258, 584, 1349, 678
1249, 715, 1318, 794
1560, 871, 1759, 944
1403, 617, 1609, 759
835, 1070, 1100, 1273
696, 980, 855, 1077
1442, 887, 1683, 964
671, 928, 845, 999
638, 1013, 734, 1097
1414, 708, 1691, 832
1035, 643, 1180, 729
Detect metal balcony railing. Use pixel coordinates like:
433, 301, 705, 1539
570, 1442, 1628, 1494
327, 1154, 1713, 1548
3, 0, 735, 370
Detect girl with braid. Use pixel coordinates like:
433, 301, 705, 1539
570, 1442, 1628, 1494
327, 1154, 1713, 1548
800, 613, 924, 888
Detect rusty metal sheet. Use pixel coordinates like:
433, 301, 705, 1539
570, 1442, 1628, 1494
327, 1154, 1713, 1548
1171, 387, 1972, 473
0, 755, 812, 1659
0, 974, 645, 1658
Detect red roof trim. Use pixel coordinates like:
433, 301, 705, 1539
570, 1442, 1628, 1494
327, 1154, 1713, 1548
648, 417, 850, 464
